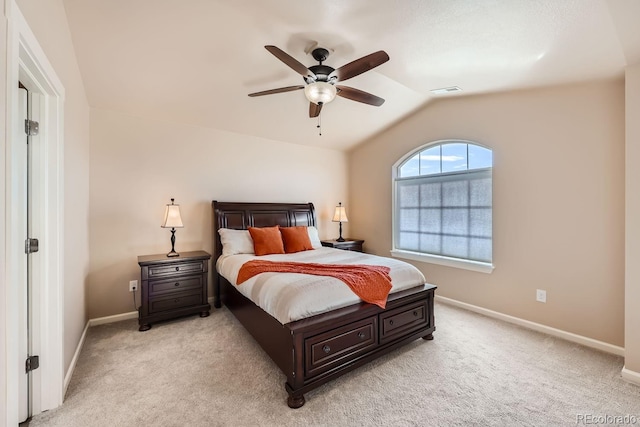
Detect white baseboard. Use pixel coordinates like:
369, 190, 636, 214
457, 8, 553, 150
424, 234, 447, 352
88, 311, 138, 326
622, 367, 640, 386
88, 298, 215, 327
64, 321, 89, 396
435, 295, 625, 356
88, 299, 217, 327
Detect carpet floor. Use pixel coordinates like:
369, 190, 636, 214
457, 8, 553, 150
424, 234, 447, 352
27, 302, 640, 426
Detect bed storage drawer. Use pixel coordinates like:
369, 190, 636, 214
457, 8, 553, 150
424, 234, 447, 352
148, 290, 203, 314
305, 317, 378, 378
380, 300, 429, 344
147, 261, 204, 278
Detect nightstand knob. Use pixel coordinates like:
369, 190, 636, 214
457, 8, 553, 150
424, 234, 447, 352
358, 331, 365, 339
174, 298, 179, 303
389, 320, 394, 326
174, 282, 180, 287
413, 311, 418, 317
175, 267, 179, 271
323, 345, 331, 353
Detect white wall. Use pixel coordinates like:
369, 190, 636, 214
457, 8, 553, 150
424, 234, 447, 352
88, 108, 349, 318
349, 79, 625, 346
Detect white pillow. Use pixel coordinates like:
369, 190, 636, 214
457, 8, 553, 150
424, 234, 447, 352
307, 226, 322, 249
218, 228, 255, 256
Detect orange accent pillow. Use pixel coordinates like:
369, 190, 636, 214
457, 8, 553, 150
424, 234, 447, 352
248, 226, 285, 256
280, 226, 314, 254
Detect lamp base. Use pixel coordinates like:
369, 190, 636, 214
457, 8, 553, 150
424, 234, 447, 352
167, 228, 180, 257
336, 221, 345, 242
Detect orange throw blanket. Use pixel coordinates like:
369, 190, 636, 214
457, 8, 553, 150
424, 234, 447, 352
236, 260, 392, 309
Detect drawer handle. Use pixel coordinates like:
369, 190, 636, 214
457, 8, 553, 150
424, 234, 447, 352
322, 345, 331, 354
357, 331, 365, 339
175, 267, 179, 271
389, 320, 394, 326
413, 311, 418, 317
174, 298, 180, 303
174, 282, 180, 287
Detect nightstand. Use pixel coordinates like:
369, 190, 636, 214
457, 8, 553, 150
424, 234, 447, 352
137, 250, 211, 331
321, 239, 364, 252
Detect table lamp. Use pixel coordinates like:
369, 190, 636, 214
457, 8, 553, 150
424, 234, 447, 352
332, 202, 349, 242
161, 198, 183, 257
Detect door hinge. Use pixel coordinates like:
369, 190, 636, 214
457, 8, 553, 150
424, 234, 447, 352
25, 119, 39, 136
26, 355, 39, 373
25, 238, 39, 254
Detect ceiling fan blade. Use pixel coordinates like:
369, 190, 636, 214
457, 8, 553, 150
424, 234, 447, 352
248, 85, 305, 97
309, 102, 322, 118
336, 85, 385, 106
265, 45, 316, 80
331, 50, 389, 82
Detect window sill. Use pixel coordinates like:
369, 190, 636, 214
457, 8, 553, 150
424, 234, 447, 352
390, 249, 494, 274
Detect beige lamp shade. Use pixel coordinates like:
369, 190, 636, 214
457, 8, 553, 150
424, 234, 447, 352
161, 200, 184, 228
332, 203, 349, 223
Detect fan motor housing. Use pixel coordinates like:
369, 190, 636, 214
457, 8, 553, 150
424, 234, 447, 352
307, 64, 335, 83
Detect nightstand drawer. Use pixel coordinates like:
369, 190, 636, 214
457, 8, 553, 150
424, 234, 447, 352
148, 261, 204, 278
148, 290, 203, 314
149, 276, 202, 295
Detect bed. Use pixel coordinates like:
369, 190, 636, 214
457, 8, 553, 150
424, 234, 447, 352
212, 201, 436, 408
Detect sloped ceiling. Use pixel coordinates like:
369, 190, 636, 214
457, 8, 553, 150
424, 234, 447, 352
62, 0, 640, 151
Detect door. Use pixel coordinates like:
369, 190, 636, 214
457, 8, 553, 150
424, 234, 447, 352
18, 84, 29, 423
18, 83, 38, 423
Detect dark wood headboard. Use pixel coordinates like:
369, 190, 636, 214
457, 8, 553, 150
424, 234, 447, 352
212, 200, 316, 259
211, 201, 316, 306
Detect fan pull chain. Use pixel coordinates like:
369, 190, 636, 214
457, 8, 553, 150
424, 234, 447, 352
317, 111, 322, 136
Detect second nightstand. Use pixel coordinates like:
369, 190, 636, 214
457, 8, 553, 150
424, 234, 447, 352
321, 239, 364, 252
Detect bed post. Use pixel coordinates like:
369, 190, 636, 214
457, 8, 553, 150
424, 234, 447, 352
212, 200, 222, 308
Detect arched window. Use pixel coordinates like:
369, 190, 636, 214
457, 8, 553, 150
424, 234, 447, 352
392, 140, 494, 273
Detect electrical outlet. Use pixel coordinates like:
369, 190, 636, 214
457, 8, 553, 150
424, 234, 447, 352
129, 280, 138, 292
536, 289, 546, 303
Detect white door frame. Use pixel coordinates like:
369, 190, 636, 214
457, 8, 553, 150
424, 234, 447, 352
3, 2, 65, 424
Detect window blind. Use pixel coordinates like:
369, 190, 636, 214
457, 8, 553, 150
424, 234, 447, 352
394, 168, 492, 263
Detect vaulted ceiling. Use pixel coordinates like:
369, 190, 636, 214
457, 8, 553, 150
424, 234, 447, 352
62, 0, 640, 151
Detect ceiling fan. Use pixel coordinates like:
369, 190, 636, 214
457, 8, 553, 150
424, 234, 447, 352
248, 45, 390, 118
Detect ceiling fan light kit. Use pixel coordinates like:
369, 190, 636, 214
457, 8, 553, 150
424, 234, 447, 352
304, 81, 337, 104
248, 45, 389, 120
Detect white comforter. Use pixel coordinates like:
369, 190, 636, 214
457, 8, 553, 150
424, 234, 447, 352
216, 247, 427, 324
